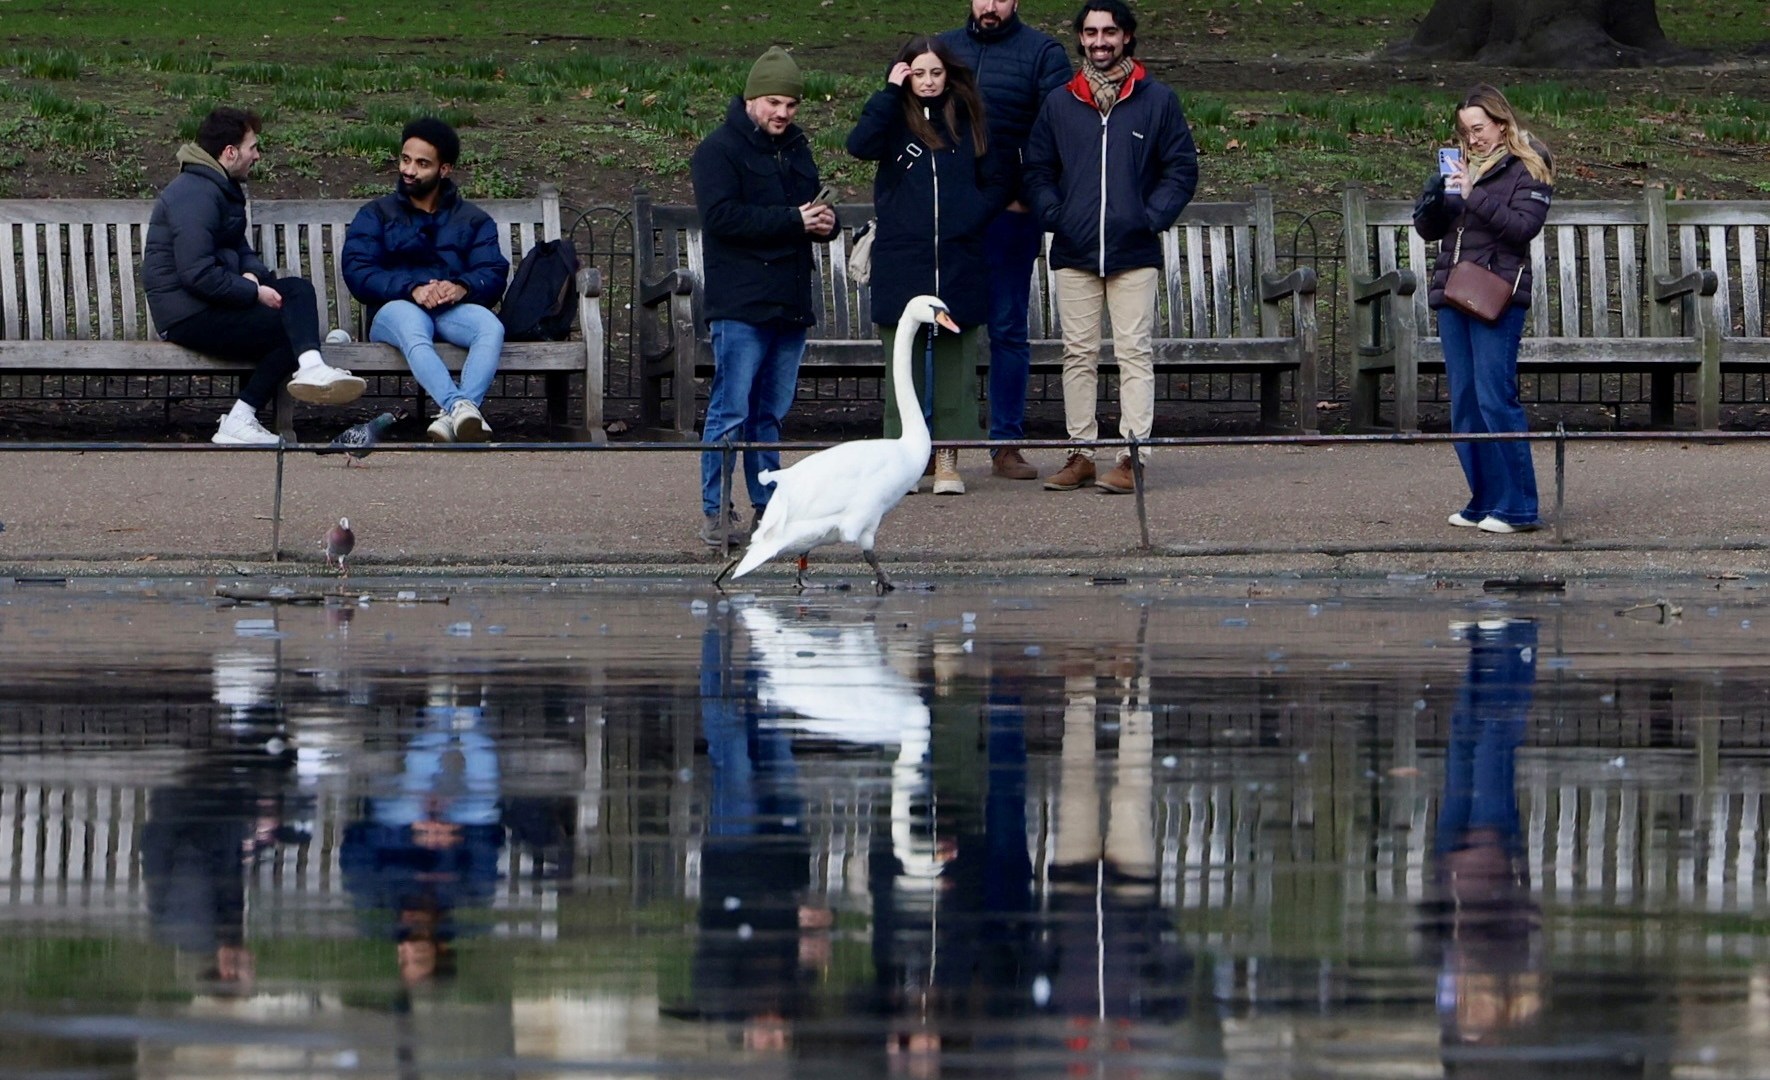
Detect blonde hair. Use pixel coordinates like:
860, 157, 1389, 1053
1457, 84, 1553, 185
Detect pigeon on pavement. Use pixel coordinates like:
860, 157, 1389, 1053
324, 517, 355, 578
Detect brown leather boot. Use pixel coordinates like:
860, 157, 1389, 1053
1043, 453, 1096, 490
991, 448, 1038, 480
1096, 459, 1136, 494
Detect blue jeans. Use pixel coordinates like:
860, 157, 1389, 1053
700, 318, 806, 516
1440, 305, 1538, 526
983, 209, 1043, 447
369, 300, 504, 413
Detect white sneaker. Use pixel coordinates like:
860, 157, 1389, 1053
324, 328, 353, 344
426, 411, 456, 443
288, 363, 367, 405
213, 411, 281, 446
1448, 512, 1480, 528
450, 399, 489, 442
1477, 516, 1536, 534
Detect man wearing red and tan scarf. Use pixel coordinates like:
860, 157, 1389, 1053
1023, 0, 1197, 496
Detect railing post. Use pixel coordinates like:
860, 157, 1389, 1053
1130, 439, 1150, 551
719, 439, 736, 557
1554, 422, 1566, 544
271, 440, 286, 562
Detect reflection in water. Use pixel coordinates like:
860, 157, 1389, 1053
3, 583, 1770, 1075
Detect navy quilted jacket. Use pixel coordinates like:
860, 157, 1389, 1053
938, 14, 1071, 203
341, 179, 510, 309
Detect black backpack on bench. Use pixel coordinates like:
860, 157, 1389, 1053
499, 238, 581, 341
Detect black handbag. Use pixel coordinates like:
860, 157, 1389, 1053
1443, 226, 1523, 324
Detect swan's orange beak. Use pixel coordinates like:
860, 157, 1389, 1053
934, 309, 960, 333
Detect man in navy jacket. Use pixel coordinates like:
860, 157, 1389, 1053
342, 118, 510, 442
940, 1, 1072, 481
690, 47, 838, 548
1024, 0, 1197, 495
144, 107, 366, 445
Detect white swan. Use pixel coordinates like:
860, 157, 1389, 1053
716, 294, 958, 593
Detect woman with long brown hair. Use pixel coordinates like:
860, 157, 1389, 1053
847, 36, 1007, 495
1414, 83, 1555, 533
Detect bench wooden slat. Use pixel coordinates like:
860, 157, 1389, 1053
1742, 226, 1762, 340
23, 223, 45, 340
1583, 225, 1608, 340
1555, 226, 1579, 338
1618, 226, 1641, 338
1, 222, 19, 340
67, 222, 92, 341
91, 222, 116, 340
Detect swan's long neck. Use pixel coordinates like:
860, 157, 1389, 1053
892, 319, 932, 448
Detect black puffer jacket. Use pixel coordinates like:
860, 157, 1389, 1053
690, 97, 837, 327
938, 14, 1071, 204
847, 86, 1006, 328
143, 146, 275, 332
1024, 65, 1199, 277
1413, 145, 1553, 311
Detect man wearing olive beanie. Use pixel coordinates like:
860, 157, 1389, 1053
689, 46, 839, 548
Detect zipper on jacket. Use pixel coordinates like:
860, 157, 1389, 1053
927, 106, 942, 298
1096, 111, 1110, 276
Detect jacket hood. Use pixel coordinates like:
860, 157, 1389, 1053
1065, 60, 1147, 110
175, 142, 231, 181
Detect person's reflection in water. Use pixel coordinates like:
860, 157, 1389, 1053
341, 682, 504, 988
141, 650, 306, 994
1422, 617, 1543, 1061
1041, 657, 1188, 1042
673, 622, 826, 1054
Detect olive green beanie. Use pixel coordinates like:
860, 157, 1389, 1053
744, 46, 804, 100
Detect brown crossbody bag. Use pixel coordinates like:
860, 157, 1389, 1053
1443, 224, 1524, 324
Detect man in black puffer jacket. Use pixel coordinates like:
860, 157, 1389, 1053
1025, 0, 1197, 496
144, 108, 365, 445
690, 47, 839, 548
941, 1, 1072, 481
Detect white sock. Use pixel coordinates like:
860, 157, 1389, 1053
227, 400, 257, 424
296, 349, 325, 371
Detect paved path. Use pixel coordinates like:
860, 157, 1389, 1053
1, 439, 1767, 581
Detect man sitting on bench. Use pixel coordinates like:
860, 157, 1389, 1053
143, 107, 366, 445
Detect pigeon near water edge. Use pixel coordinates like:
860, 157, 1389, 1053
324, 517, 355, 577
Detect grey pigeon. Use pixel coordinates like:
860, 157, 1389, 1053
329, 411, 400, 466
324, 517, 355, 578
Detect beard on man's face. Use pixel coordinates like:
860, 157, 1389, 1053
400, 173, 441, 200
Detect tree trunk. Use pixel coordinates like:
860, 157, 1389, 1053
1392, 0, 1708, 67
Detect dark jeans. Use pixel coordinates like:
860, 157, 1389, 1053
1440, 304, 1538, 526
162, 277, 323, 409
983, 208, 1043, 447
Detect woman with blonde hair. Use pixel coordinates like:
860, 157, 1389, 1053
847, 36, 1006, 495
1413, 84, 1554, 534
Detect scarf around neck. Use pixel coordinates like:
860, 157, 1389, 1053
1467, 145, 1507, 183
1083, 57, 1136, 116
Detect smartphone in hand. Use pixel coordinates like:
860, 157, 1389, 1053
1438, 147, 1462, 177
811, 183, 838, 207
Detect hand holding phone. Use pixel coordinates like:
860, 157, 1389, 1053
811, 183, 838, 207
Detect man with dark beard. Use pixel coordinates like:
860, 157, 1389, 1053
342, 117, 510, 442
1024, 0, 1196, 495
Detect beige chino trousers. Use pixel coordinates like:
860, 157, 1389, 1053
1053, 265, 1159, 462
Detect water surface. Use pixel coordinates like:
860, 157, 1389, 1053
1, 577, 1767, 1078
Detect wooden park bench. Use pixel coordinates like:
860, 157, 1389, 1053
0, 186, 605, 440
1665, 198, 1770, 411
1342, 182, 1721, 431
633, 186, 1320, 438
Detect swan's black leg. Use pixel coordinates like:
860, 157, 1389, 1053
712, 555, 741, 590
863, 549, 894, 594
